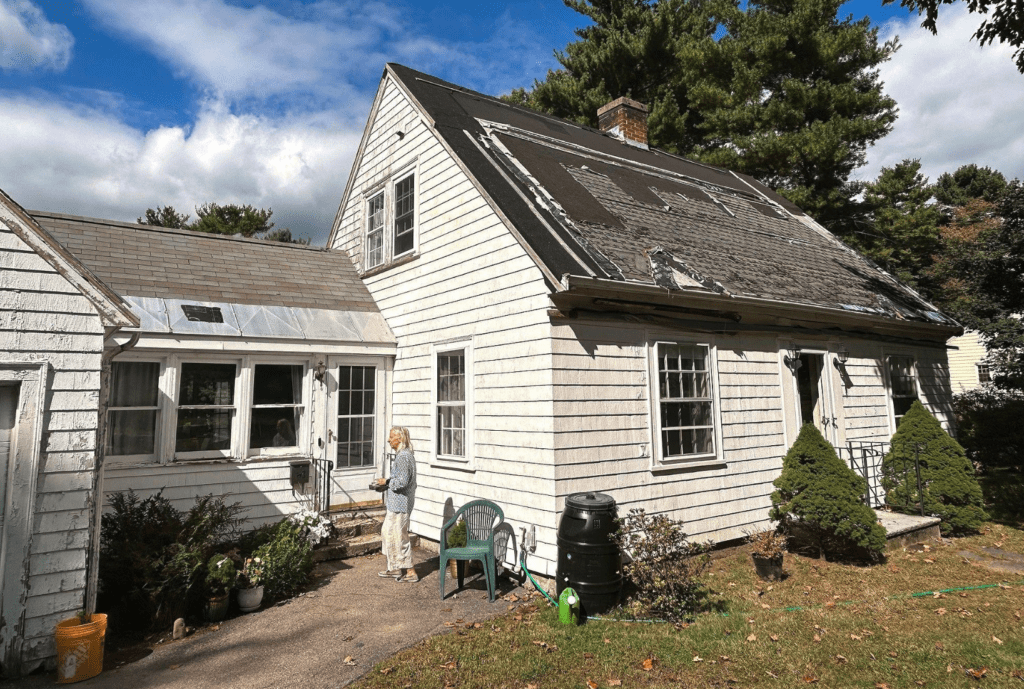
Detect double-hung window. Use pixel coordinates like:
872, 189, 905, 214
249, 364, 304, 454
107, 361, 161, 459
652, 342, 717, 463
887, 355, 918, 428
363, 169, 416, 271
176, 363, 237, 457
977, 362, 992, 384
436, 351, 465, 457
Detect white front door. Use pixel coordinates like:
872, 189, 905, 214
326, 359, 388, 507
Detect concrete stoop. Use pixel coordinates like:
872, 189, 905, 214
313, 508, 418, 563
875, 509, 942, 550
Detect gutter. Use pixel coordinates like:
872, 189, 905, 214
85, 330, 140, 615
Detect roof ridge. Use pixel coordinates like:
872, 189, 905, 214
28, 210, 327, 251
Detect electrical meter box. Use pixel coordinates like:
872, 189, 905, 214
289, 460, 311, 486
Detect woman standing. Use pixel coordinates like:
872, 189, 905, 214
379, 426, 418, 582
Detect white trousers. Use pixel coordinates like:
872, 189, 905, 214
382, 509, 413, 570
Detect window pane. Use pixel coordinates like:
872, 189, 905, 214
108, 410, 157, 455
179, 363, 235, 406
176, 409, 232, 452
249, 407, 301, 449
394, 175, 415, 255
336, 366, 375, 468
111, 362, 160, 407
253, 365, 302, 406
366, 194, 384, 267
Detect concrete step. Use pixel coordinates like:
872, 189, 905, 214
333, 517, 383, 539
313, 531, 420, 563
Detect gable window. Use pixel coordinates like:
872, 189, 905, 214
888, 355, 918, 428
653, 342, 717, 463
107, 361, 161, 458
176, 363, 237, 457
365, 193, 385, 268
362, 168, 417, 271
977, 362, 992, 384
249, 364, 304, 453
394, 174, 415, 256
336, 365, 376, 468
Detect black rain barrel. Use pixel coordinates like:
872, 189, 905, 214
556, 492, 622, 617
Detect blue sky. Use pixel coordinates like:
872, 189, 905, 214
2, 0, 1022, 244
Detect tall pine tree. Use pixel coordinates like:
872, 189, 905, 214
509, 0, 898, 236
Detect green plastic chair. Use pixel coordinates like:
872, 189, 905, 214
439, 499, 504, 601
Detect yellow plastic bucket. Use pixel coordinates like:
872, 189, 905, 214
54, 614, 106, 683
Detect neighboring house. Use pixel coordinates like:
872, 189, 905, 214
1, 206, 395, 676
329, 65, 962, 576
0, 191, 137, 676
948, 331, 994, 391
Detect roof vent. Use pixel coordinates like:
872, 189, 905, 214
597, 97, 649, 149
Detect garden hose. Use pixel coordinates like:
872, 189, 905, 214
517, 549, 1024, 623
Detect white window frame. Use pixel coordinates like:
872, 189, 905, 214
364, 192, 386, 269
430, 339, 474, 468
977, 362, 992, 385
884, 353, 921, 433
106, 353, 314, 464
105, 358, 166, 464
361, 161, 419, 271
332, 362, 380, 471
245, 359, 310, 459
647, 338, 722, 467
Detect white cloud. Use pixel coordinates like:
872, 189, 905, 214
0, 0, 73, 71
0, 93, 359, 244
80, 0, 554, 103
860, 5, 1024, 184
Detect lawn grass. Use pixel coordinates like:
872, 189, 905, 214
355, 523, 1024, 688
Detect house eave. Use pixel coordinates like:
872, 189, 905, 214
557, 274, 963, 342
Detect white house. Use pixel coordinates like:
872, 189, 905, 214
948, 331, 994, 391
0, 190, 137, 676
329, 65, 962, 576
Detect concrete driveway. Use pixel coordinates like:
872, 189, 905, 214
3, 549, 530, 689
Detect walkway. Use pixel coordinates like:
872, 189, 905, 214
2, 549, 529, 689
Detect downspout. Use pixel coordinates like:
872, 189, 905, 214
84, 330, 139, 615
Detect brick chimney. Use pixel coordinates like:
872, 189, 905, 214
597, 97, 649, 149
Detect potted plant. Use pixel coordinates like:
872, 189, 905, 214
204, 554, 236, 622
446, 519, 467, 578
236, 556, 265, 613
746, 529, 787, 581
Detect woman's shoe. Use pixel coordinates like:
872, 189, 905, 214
378, 569, 402, 578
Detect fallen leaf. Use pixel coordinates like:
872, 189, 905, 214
473, 623, 482, 629
889, 651, 899, 658
994, 636, 1004, 645
803, 675, 819, 683
642, 657, 654, 671
747, 634, 757, 642
835, 655, 848, 664
770, 634, 779, 642
916, 682, 927, 686
813, 634, 821, 643
766, 671, 779, 678
876, 684, 892, 689
604, 638, 611, 644
587, 680, 598, 689
693, 655, 703, 663
961, 593, 970, 598
343, 657, 356, 666
851, 634, 862, 641
924, 559, 935, 563
936, 608, 947, 616
608, 681, 622, 687
935, 642, 945, 650
720, 655, 731, 662
380, 668, 393, 675
444, 622, 455, 628
947, 664, 953, 673
439, 660, 457, 670
762, 603, 771, 609
514, 615, 523, 621
168, 665, 180, 670
526, 684, 538, 689
967, 667, 988, 679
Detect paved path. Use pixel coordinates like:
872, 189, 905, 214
3, 549, 530, 689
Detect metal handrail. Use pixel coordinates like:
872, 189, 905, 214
312, 457, 334, 514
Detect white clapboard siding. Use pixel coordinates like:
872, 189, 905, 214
331, 74, 558, 562
0, 225, 104, 670
947, 331, 988, 393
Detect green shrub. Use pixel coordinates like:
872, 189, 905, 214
253, 520, 314, 601
205, 554, 236, 596
953, 388, 1024, 472
446, 519, 467, 548
611, 508, 712, 622
98, 491, 245, 630
770, 424, 886, 559
883, 400, 988, 535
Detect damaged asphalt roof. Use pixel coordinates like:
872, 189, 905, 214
388, 63, 953, 327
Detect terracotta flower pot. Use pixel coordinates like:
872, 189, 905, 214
752, 554, 785, 581
205, 593, 230, 622
237, 585, 264, 613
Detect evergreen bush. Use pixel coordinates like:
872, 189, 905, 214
770, 424, 886, 559
882, 401, 988, 534
953, 388, 1024, 472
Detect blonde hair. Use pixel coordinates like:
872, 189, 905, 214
390, 426, 413, 451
